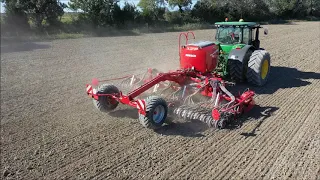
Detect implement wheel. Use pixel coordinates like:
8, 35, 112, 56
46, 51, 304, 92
93, 84, 120, 112
139, 96, 168, 129
246, 50, 271, 86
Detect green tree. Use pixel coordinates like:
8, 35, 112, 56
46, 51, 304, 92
69, 0, 119, 27
1, 0, 30, 34
112, 2, 139, 26
2, 0, 66, 29
288, 0, 320, 18
30, 0, 66, 28
122, 2, 139, 22
137, 0, 165, 23
191, 0, 223, 22
309, 0, 320, 16
214, 0, 271, 21
266, 0, 297, 18
166, 0, 192, 12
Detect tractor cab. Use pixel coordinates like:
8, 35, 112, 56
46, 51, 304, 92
210, 20, 271, 86
214, 21, 267, 50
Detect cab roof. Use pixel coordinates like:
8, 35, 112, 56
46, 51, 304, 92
215, 21, 260, 27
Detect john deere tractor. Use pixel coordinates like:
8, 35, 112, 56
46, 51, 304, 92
213, 21, 271, 86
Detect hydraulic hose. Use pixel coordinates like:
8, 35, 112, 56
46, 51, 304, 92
219, 82, 235, 108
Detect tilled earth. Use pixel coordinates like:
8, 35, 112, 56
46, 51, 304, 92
1, 21, 320, 180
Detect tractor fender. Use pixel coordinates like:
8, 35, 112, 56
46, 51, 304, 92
228, 45, 254, 63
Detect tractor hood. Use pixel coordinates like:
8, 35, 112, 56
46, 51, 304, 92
215, 42, 246, 54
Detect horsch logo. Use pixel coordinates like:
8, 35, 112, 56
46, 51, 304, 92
185, 54, 196, 57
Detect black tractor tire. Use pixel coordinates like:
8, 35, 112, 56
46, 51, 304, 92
93, 84, 120, 112
229, 60, 244, 82
246, 50, 271, 86
228, 49, 253, 82
139, 96, 168, 129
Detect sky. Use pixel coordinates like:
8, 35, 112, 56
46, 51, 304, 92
0, 0, 199, 13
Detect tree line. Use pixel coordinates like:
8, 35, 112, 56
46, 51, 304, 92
1, 0, 319, 34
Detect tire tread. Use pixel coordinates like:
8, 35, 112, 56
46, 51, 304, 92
139, 96, 168, 129
246, 50, 271, 86
93, 84, 120, 112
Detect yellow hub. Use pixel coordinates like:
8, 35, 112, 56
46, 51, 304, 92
261, 59, 269, 79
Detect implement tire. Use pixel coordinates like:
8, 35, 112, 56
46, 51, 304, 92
139, 96, 168, 130
246, 50, 271, 86
93, 84, 120, 112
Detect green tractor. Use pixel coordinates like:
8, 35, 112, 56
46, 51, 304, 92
212, 21, 271, 86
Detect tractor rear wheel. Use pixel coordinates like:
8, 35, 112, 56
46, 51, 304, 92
93, 84, 120, 112
228, 50, 253, 82
139, 96, 168, 129
246, 50, 271, 86
229, 59, 244, 82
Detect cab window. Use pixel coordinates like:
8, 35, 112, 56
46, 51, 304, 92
242, 28, 251, 44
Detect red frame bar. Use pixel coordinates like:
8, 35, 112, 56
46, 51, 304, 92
127, 70, 196, 100
179, 31, 195, 56
87, 69, 255, 119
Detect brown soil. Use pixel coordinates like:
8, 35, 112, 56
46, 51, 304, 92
1, 21, 320, 180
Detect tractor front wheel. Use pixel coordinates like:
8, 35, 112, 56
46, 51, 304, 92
139, 96, 168, 129
93, 84, 120, 112
246, 50, 271, 86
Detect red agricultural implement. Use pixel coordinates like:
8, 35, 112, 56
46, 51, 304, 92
86, 31, 256, 130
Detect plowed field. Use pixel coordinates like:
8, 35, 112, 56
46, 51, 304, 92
1, 21, 320, 180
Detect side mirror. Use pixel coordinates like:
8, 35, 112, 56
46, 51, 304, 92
264, 28, 269, 35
